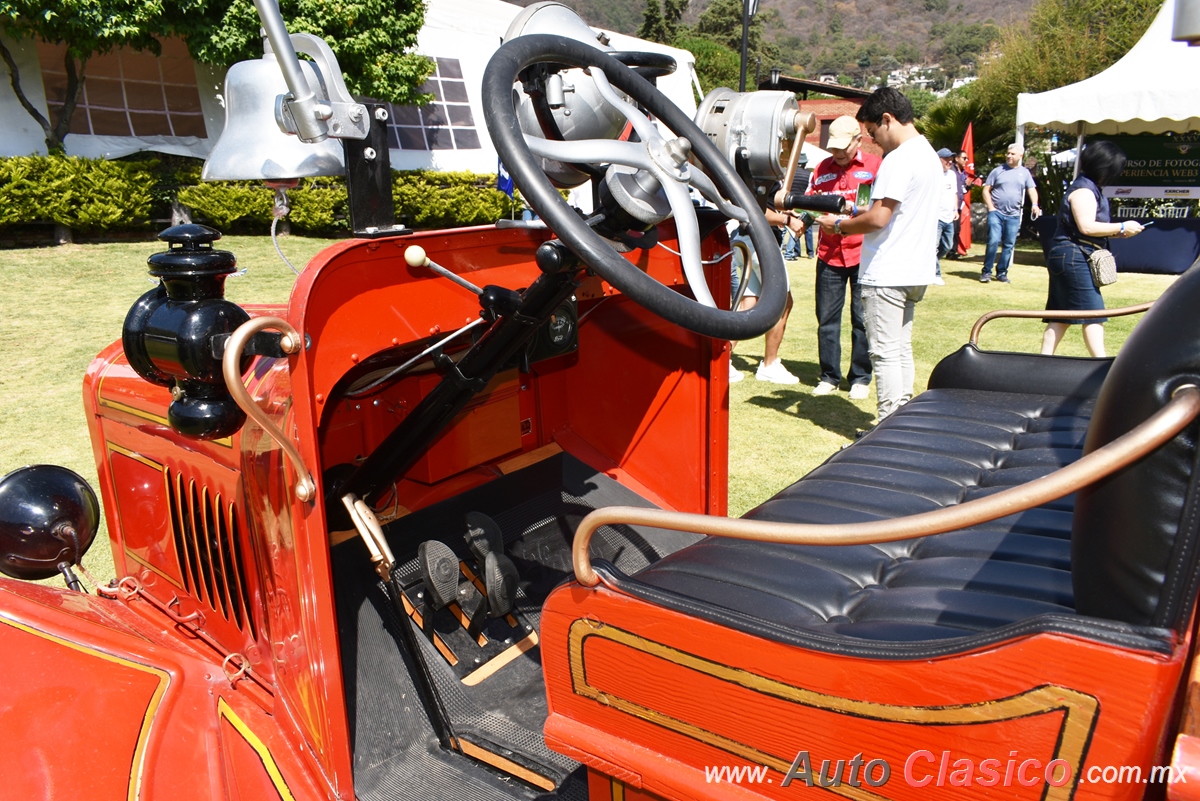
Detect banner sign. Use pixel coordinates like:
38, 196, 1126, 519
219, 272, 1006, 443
1093, 133, 1200, 199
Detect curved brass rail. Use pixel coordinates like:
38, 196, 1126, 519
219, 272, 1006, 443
222, 316, 315, 502
969, 302, 1154, 346
572, 384, 1200, 587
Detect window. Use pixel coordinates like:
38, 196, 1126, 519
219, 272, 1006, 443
38, 38, 207, 139
388, 57, 480, 151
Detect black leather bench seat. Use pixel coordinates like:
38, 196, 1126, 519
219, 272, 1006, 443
630, 388, 1096, 642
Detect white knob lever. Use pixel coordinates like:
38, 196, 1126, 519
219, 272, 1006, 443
404, 246, 483, 295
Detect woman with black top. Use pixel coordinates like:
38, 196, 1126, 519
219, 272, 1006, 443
1041, 141, 1145, 357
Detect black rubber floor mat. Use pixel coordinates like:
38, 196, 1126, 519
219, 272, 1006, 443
332, 452, 701, 799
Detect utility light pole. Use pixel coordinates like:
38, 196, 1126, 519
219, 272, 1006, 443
738, 0, 759, 91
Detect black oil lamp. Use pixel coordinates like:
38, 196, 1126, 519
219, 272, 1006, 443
122, 225, 251, 440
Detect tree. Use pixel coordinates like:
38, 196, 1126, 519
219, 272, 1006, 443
893, 41, 920, 66
972, 0, 1158, 125
918, 88, 1009, 156
692, 0, 780, 75
903, 87, 937, 120
0, 0, 432, 155
0, 0, 168, 153
662, 0, 687, 43
676, 34, 740, 93
638, 0, 668, 44
171, 0, 432, 108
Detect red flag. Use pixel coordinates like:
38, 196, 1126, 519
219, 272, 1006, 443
961, 122, 976, 181
957, 123, 975, 254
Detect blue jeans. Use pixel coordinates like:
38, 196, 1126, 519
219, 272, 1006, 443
983, 211, 1021, 278
782, 227, 813, 259
815, 260, 871, 387
782, 228, 800, 259
937, 220, 955, 259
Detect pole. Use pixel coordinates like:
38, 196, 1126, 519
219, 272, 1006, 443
739, 0, 751, 91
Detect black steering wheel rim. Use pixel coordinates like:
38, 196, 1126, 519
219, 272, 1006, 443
482, 34, 787, 341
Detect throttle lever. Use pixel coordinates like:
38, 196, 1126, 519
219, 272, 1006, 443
404, 246, 484, 295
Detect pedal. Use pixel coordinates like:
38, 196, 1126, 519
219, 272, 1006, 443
458, 581, 489, 640
482, 551, 518, 618
419, 540, 461, 610
464, 511, 505, 563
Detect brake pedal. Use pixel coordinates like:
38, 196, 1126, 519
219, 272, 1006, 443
464, 511, 505, 563
419, 540, 461, 610
483, 552, 518, 618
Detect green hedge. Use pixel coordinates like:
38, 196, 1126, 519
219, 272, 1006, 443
0, 155, 519, 236
0, 156, 156, 230
393, 170, 518, 229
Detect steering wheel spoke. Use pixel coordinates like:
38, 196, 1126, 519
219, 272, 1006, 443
659, 177, 713, 307
525, 136, 654, 171
587, 66, 659, 144
686, 168, 749, 224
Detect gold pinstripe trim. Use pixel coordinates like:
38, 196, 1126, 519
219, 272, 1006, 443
0, 615, 170, 801
217, 697, 296, 801
568, 619, 1098, 801
216, 695, 292, 796
106, 443, 186, 591
97, 397, 233, 448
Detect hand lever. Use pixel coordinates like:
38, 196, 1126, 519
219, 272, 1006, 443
405, 246, 483, 296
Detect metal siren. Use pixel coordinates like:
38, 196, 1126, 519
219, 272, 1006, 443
504, 2, 628, 189
203, 53, 345, 182
0, 466, 99, 582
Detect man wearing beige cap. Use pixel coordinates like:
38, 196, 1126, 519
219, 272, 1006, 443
798, 115, 882, 399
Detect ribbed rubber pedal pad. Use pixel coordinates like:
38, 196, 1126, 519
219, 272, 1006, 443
482, 552, 518, 618
464, 511, 505, 563
418, 540, 460, 611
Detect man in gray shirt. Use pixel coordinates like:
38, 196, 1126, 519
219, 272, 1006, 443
980, 144, 1040, 283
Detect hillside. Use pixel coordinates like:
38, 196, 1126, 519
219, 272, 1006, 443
510, 0, 1036, 80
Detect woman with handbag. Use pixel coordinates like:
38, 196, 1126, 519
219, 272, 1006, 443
1041, 141, 1144, 357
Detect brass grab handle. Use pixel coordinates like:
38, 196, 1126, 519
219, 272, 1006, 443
222, 316, 315, 502
969, 303, 1154, 346
572, 385, 1200, 587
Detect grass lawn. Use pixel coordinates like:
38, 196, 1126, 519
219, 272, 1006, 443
0, 234, 335, 584
0, 235, 1178, 586
726, 242, 1177, 516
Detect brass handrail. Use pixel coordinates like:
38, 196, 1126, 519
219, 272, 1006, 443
222, 316, 315, 502
572, 384, 1200, 587
969, 303, 1154, 346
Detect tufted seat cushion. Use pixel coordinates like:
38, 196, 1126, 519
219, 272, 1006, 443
629, 387, 1095, 643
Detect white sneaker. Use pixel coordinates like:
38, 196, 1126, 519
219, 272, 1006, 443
729, 363, 744, 383
756, 359, 800, 385
849, 383, 871, 400
812, 381, 838, 395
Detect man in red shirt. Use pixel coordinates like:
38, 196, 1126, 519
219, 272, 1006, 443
800, 115, 882, 399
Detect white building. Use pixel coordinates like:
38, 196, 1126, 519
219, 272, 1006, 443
0, 0, 699, 175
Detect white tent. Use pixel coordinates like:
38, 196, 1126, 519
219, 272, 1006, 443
1016, 0, 1200, 138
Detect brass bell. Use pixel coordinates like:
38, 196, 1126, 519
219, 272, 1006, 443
202, 52, 346, 181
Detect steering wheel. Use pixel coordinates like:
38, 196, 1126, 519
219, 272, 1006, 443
482, 34, 787, 341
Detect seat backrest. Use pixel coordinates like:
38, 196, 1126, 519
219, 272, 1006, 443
1072, 262, 1200, 629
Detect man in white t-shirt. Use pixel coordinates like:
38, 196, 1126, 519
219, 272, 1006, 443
816, 87, 943, 421
936, 147, 959, 261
